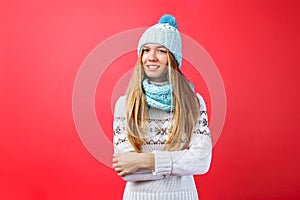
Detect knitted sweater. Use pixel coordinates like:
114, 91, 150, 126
113, 93, 212, 200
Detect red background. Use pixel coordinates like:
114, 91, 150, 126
1, 0, 300, 199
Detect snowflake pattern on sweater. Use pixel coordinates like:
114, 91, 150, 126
113, 111, 210, 148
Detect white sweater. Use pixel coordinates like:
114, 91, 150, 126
113, 94, 212, 200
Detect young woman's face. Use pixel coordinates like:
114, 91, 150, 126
141, 44, 169, 82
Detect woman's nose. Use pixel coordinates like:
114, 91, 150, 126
148, 50, 158, 62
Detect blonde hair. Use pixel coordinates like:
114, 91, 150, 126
126, 51, 200, 152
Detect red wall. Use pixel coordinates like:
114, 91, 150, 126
1, 0, 300, 199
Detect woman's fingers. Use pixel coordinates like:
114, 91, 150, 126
112, 163, 119, 169
114, 167, 122, 172
118, 170, 128, 177
112, 157, 118, 163
113, 166, 128, 177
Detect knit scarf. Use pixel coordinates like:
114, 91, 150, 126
142, 79, 174, 112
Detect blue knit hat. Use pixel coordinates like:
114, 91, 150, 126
137, 14, 182, 67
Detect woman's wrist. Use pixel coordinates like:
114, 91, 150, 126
139, 153, 155, 170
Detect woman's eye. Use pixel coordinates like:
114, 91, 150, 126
142, 48, 150, 53
158, 49, 167, 53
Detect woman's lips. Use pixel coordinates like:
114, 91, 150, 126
146, 65, 160, 70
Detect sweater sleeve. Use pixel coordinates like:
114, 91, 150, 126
152, 93, 212, 176
113, 96, 164, 182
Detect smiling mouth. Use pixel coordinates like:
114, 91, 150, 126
147, 65, 160, 69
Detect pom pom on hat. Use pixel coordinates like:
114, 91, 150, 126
137, 14, 182, 67
158, 14, 178, 29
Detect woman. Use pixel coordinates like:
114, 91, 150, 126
112, 14, 212, 200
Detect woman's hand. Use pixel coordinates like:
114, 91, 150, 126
112, 152, 154, 177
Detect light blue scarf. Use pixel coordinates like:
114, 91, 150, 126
142, 79, 174, 112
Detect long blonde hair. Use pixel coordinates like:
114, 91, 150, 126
126, 51, 200, 152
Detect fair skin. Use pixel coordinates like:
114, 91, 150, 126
112, 44, 169, 176
112, 152, 154, 177
142, 44, 169, 82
